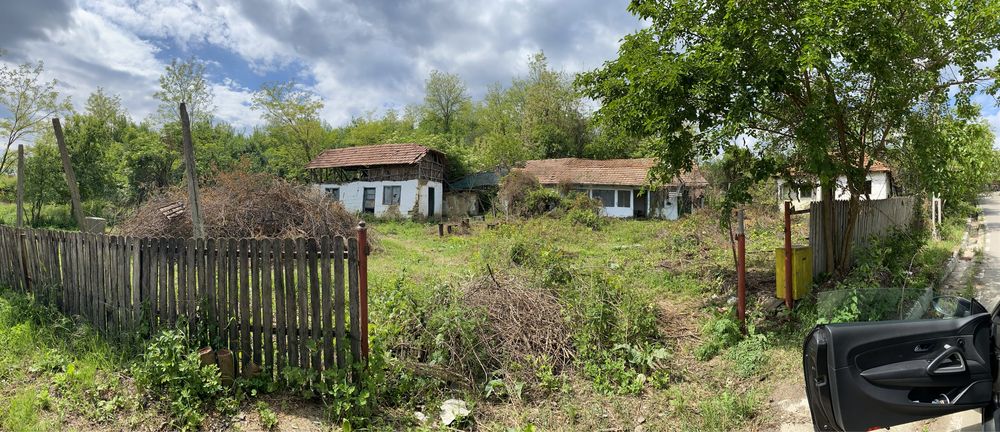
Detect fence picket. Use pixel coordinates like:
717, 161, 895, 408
261, 239, 274, 375
320, 236, 333, 370
285, 238, 299, 368
334, 236, 346, 369
348, 237, 360, 364
273, 238, 286, 374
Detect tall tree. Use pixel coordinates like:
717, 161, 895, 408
422, 70, 469, 134
0, 57, 71, 174
579, 0, 1000, 273
251, 81, 326, 178
154, 57, 215, 124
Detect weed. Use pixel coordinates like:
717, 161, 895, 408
697, 390, 759, 431
695, 314, 741, 360
133, 329, 223, 431
256, 401, 279, 430
725, 333, 770, 378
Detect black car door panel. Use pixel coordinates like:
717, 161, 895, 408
804, 313, 994, 431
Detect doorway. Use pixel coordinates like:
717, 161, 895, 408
427, 187, 436, 217
363, 187, 376, 214
633, 190, 648, 218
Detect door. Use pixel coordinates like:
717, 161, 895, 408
363, 188, 376, 214
633, 190, 648, 218
427, 187, 435, 217
804, 312, 995, 431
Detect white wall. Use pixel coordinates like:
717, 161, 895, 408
777, 172, 891, 211
572, 186, 682, 220
316, 179, 443, 218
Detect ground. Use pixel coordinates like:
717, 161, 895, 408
0, 199, 966, 431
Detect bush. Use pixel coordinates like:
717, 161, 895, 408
695, 314, 742, 360
522, 188, 565, 217
498, 171, 542, 216
133, 329, 223, 431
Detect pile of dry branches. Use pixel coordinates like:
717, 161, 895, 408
463, 268, 574, 372
116, 171, 360, 239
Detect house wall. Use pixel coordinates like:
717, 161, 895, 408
316, 179, 443, 218
777, 172, 891, 211
562, 186, 682, 220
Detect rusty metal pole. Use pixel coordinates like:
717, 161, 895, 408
784, 200, 794, 309
357, 221, 370, 363
736, 209, 747, 333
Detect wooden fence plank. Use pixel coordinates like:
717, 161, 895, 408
239, 238, 250, 371
334, 236, 346, 369
273, 238, 286, 374
204, 238, 215, 345
320, 236, 332, 370
250, 239, 262, 367
308, 238, 321, 370
348, 237, 360, 364
261, 239, 274, 375
177, 239, 188, 325
216, 239, 229, 351
295, 238, 308, 369
167, 238, 177, 326
228, 238, 240, 376
285, 238, 299, 369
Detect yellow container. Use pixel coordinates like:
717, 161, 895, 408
775, 245, 812, 300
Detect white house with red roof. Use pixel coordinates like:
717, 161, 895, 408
306, 143, 446, 218
776, 158, 894, 211
517, 158, 708, 220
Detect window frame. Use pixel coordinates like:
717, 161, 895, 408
591, 189, 616, 207
616, 190, 632, 208
324, 186, 340, 201
382, 185, 402, 206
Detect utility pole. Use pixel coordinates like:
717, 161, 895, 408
179, 103, 205, 238
53, 118, 86, 230
15, 145, 24, 228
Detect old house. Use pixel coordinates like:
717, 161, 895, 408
518, 158, 708, 220
306, 143, 446, 218
776, 158, 894, 211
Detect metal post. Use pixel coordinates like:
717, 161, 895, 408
784, 200, 793, 309
736, 209, 747, 333
15, 145, 24, 228
179, 103, 206, 239
356, 221, 370, 363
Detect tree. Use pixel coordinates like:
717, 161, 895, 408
154, 57, 214, 124
251, 81, 326, 178
578, 0, 1000, 274
22, 132, 67, 225
0, 57, 71, 174
518, 53, 588, 159
422, 70, 469, 134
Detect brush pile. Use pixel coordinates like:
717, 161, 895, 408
462, 270, 573, 372
117, 171, 359, 239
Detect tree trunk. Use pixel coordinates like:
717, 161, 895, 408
822, 182, 835, 275
836, 194, 861, 274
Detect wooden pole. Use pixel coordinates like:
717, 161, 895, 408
15, 145, 24, 228
357, 221, 369, 363
736, 209, 746, 333
179, 103, 205, 238
784, 200, 794, 309
53, 118, 86, 230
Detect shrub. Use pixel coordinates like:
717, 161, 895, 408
133, 329, 223, 431
522, 188, 565, 217
695, 314, 742, 360
498, 170, 541, 216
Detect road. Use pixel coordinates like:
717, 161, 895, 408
773, 193, 1000, 432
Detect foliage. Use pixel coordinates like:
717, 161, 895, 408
422, 70, 471, 135
579, 0, 1000, 271
256, 401, 279, 430
725, 333, 770, 378
698, 390, 760, 431
281, 354, 386, 425
132, 329, 223, 431
694, 314, 742, 361
0, 56, 72, 175
251, 81, 327, 180
154, 57, 215, 124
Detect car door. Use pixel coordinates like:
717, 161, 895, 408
804, 312, 995, 431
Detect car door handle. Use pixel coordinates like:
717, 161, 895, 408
926, 344, 966, 375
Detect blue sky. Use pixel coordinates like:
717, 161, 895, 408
0, 0, 645, 132
1, 0, 997, 145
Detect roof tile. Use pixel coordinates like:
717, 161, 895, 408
305, 143, 441, 169
519, 158, 707, 187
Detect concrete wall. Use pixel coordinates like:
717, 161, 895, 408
444, 191, 480, 218
316, 179, 443, 218
777, 172, 891, 211
571, 186, 681, 220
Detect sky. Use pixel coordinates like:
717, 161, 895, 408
1, 0, 998, 145
0, 0, 645, 132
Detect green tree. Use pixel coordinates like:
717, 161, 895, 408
518, 52, 588, 159
154, 57, 215, 124
422, 70, 470, 134
578, 0, 1000, 273
251, 81, 326, 178
0, 57, 71, 174
22, 132, 67, 225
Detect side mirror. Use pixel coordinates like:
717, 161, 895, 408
931, 296, 973, 318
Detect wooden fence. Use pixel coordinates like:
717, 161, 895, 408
808, 196, 916, 277
0, 225, 367, 378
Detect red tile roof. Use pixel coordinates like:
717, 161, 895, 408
519, 158, 708, 187
305, 143, 442, 169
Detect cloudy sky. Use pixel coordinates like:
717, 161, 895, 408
2, 0, 998, 144
0, 0, 645, 131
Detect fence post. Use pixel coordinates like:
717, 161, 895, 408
16, 145, 24, 228
784, 201, 793, 309
356, 221, 369, 364
736, 209, 746, 334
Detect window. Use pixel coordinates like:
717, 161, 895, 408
617, 190, 631, 208
798, 186, 813, 199
591, 189, 615, 207
864, 180, 873, 195
382, 185, 401, 206
323, 187, 340, 201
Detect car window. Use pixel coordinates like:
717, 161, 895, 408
815, 288, 971, 324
